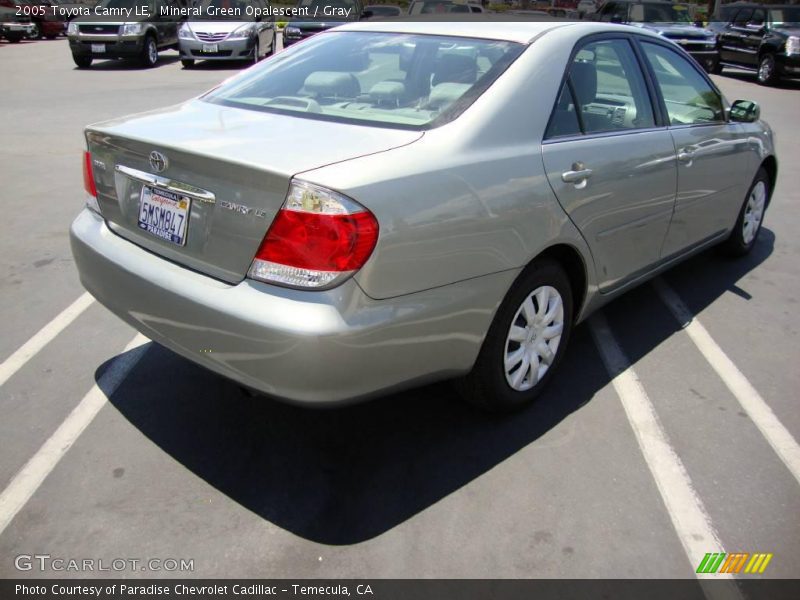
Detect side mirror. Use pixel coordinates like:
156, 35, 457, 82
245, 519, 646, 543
729, 99, 760, 123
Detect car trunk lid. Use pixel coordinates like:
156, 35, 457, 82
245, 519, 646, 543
86, 100, 422, 284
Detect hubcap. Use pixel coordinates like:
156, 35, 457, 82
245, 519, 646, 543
759, 56, 773, 81
743, 181, 766, 245
148, 41, 157, 64
504, 286, 565, 392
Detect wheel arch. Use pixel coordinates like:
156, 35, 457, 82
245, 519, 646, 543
525, 243, 588, 324
760, 155, 778, 205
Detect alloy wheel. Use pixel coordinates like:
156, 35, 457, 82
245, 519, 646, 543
758, 55, 774, 84
742, 180, 766, 245
504, 285, 565, 392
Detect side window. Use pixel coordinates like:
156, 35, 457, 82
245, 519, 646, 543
546, 84, 582, 138
749, 9, 765, 27
733, 8, 753, 26
546, 38, 655, 139
641, 42, 724, 126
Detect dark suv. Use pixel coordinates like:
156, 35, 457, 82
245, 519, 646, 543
67, 0, 182, 68
595, 1, 721, 72
715, 4, 800, 85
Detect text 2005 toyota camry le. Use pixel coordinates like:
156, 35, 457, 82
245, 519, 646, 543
70, 21, 777, 410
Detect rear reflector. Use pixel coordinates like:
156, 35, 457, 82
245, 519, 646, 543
83, 151, 97, 198
248, 181, 378, 289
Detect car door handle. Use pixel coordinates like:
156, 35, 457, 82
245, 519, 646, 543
561, 165, 593, 184
677, 149, 695, 163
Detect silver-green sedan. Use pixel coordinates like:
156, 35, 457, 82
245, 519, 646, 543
70, 20, 777, 410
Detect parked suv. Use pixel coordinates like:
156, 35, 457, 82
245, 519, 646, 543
716, 4, 800, 85
0, 0, 36, 41
283, 0, 365, 47
67, 0, 182, 68
595, 1, 720, 72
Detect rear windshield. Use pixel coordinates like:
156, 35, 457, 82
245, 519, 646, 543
203, 31, 523, 130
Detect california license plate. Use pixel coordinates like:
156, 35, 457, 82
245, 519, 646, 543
202, 43, 218, 53
138, 186, 190, 246
91, 43, 106, 53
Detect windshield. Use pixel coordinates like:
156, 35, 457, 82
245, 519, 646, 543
630, 3, 693, 24
203, 31, 523, 130
410, 1, 472, 14
770, 7, 800, 27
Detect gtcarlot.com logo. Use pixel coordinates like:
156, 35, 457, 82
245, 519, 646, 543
696, 552, 773, 574
15, 554, 194, 573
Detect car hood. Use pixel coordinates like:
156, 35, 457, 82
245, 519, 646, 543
184, 20, 253, 34
637, 23, 714, 38
88, 98, 424, 177
71, 14, 154, 24
774, 25, 800, 36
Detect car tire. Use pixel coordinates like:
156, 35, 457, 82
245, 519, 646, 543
757, 53, 778, 85
722, 167, 769, 257
140, 34, 158, 68
72, 54, 92, 68
252, 39, 260, 64
707, 56, 722, 74
5, 32, 24, 43
457, 259, 574, 412
28, 23, 40, 39
181, 59, 195, 69
45, 33, 57, 40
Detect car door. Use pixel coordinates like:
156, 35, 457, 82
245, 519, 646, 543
719, 7, 754, 66
541, 35, 677, 292
740, 8, 768, 67
638, 40, 751, 257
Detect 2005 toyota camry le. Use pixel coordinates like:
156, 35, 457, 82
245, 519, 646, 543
70, 20, 778, 411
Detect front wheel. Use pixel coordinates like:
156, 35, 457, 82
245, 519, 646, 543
72, 54, 92, 68
5, 32, 24, 43
457, 259, 574, 412
140, 35, 158, 68
252, 39, 260, 65
757, 53, 778, 85
28, 23, 40, 39
181, 58, 195, 69
722, 168, 769, 256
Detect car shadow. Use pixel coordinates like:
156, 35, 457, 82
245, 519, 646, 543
100, 229, 775, 545
75, 53, 181, 71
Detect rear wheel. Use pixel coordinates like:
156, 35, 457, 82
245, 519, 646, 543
140, 35, 158, 68
706, 55, 721, 74
252, 39, 260, 64
5, 32, 24, 43
457, 259, 574, 412
757, 53, 778, 85
181, 58, 195, 69
72, 54, 92, 68
722, 167, 769, 256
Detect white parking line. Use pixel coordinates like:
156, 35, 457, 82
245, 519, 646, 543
653, 277, 800, 488
589, 314, 741, 599
0, 333, 149, 538
0, 292, 95, 388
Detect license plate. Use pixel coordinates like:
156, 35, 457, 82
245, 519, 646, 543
91, 43, 105, 53
138, 186, 190, 246
202, 43, 218, 53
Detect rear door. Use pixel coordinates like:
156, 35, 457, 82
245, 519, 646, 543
719, 7, 754, 66
542, 35, 677, 292
638, 40, 751, 257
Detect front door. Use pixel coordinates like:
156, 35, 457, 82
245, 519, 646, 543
639, 41, 751, 257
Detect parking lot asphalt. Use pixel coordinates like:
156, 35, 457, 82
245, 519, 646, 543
0, 37, 798, 580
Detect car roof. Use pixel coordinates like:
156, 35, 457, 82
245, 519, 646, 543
334, 18, 662, 45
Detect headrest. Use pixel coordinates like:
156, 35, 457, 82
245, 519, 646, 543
570, 61, 597, 106
303, 72, 360, 99
432, 53, 478, 87
369, 81, 405, 105
426, 82, 470, 110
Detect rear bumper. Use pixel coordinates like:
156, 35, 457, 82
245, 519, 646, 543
70, 209, 514, 404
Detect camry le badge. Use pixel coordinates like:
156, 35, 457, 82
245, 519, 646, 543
149, 151, 168, 173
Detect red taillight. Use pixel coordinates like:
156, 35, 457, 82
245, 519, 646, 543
256, 209, 378, 272
248, 181, 379, 289
83, 151, 97, 198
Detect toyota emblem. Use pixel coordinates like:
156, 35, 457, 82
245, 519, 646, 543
149, 151, 168, 173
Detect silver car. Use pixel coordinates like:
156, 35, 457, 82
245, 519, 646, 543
71, 21, 777, 410
178, 0, 276, 68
